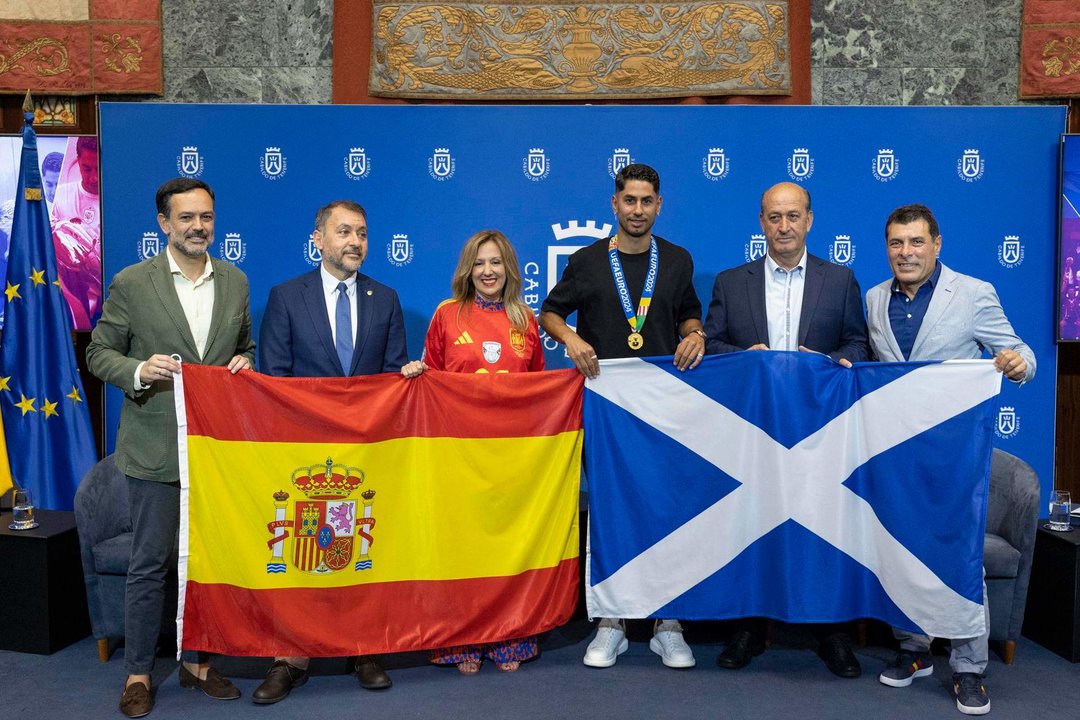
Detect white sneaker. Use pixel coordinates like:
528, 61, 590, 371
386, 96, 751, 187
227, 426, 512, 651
583, 619, 628, 668
650, 619, 696, 668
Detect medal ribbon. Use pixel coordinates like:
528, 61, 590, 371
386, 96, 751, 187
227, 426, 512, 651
608, 236, 658, 333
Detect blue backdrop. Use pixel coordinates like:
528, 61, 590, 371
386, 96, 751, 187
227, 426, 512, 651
99, 104, 1065, 502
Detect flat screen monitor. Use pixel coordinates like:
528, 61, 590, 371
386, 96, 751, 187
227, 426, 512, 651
1060, 134, 1080, 342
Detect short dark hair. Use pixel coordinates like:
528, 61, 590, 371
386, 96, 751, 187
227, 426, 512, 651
314, 200, 367, 232
42, 152, 63, 174
885, 203, 940, 241
156, 177, 215, 217
75, 136, 97, 157
615, 163, 660, 194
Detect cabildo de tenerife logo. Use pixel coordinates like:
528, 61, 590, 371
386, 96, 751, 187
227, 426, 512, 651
541, 220, 613, 351
429, 148, 455, 180
998, 234, 1025, 268
387, 233, 414, 267
218, 232, 246, 265
177, 146, 204, 178
787, 147, 814, 181
994, 406, 1020, 439
744, 234, 767, 263
303, 232, 321, 267
957, 149, 985, 182
265, 457, 378, 574
872, 149, 899, 182
523, 148, 550, 181
829, 234, 856, 266
702, 148, 730, 181
260, 147, 287, 180
608, 148, 633, 178
344, 147, 370, 180
138, 231, 161, 261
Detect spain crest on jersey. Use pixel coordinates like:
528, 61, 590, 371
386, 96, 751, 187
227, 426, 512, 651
265, 458, 377, 574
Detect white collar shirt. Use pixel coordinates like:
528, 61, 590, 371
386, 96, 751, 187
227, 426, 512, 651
320, 265, 358, 346
763, 249, 806, 352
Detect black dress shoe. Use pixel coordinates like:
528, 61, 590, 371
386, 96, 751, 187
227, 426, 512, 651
178, 664, 242, 700
252, 660, 309, 705
717, 630, 765, 670
119, 681, 153, 718
818, 634, 861, 678
356, 656, 392, 690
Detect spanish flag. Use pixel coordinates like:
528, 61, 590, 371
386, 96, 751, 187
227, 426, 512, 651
175, 364, 583, 657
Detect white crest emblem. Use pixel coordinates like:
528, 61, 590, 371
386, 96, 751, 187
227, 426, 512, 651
829, 235, 856, 266
261, 147, 287, 179
429, 148, 455, 180
702, 147, 730, 181
958, 149, 984, 181
524, 148, 549, 180
178, 146, 202, 177
995, 406, 1019, 438
608, 148, 633, 178
744, 234, 767, 262
139, 231, 160, 260
345, 147, 370, 180
998, 235, 1024, 268
873, 149, 898, 181
788, 147, 814, 180
304, 233, 322, 267
387, 233, 415, 267
546, 220, 612, 353
221, 232, 245, 264
482, 341, 502, 363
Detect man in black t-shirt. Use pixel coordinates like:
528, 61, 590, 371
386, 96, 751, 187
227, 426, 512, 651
540, 163, 705, 669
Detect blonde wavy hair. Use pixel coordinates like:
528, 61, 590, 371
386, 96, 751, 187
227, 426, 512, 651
449, 230, 531, 332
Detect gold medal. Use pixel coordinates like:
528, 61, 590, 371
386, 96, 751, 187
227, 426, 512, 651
628, 332, 644, 350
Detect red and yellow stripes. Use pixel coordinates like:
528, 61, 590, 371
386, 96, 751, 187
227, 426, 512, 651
178, 365, 583, 656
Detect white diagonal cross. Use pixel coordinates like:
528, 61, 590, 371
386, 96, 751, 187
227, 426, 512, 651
586, 357, 1000, 638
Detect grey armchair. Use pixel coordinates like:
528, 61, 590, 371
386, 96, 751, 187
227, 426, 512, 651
984, 448, 1040, 665
74, 454, 132, 661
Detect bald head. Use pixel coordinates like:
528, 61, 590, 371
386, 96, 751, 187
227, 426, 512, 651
760, 182, 811, 214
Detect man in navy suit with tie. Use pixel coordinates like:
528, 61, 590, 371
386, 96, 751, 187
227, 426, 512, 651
703, 181, 869, 677
256, 199, 406, 704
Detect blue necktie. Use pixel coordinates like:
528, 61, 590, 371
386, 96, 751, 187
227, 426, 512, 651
335, 282, 353, 374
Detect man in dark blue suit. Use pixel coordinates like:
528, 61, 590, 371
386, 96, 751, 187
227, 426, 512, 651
702, 181, 869, 676
704, 182, 868, 364
255, 199, 405, 704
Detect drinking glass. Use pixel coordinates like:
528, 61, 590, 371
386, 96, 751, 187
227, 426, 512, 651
1048, 490, 1072, 532
9, 488, 37, 530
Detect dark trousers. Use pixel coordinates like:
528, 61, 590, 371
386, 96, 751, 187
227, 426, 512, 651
125, 476, 206, 675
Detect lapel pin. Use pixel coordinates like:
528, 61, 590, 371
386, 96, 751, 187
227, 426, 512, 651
366, 289, 373, 296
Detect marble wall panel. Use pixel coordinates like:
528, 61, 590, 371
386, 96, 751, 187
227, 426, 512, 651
821, 68, 903, 105
264, 0, 333, 67
262, 67, 332, 104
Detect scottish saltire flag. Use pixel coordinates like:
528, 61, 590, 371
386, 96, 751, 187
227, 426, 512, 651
0, 109, 97, 510
174, 364, 583, 656
585, 352, 1001, 639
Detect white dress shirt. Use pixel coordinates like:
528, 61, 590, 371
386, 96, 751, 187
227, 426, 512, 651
764, 249, 806, 352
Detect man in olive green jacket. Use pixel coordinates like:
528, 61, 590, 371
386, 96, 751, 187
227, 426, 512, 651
87, 177, 255, 718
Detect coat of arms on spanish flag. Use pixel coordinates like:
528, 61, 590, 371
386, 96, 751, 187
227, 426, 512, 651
174, 365, 583, 657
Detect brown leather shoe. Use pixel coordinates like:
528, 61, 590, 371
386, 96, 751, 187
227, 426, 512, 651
119, 681, 153, 718
178, 664, 242, 700
355, 656, 392, 690
252, 660, 309, 705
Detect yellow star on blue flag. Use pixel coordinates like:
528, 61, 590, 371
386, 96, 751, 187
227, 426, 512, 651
0, 102, 97, 510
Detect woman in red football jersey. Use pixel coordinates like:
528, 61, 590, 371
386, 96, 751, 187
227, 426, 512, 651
401, 229, 544, 673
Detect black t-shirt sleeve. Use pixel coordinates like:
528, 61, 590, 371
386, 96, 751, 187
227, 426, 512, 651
674, 251, 702, 326
540, 252, 580, 319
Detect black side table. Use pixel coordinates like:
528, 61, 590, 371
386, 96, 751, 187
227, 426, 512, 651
1022, 521, 1080, 662
0, 509, 91, 653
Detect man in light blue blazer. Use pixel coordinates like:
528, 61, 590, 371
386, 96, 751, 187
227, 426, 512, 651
866, 203, 1034, 717
255, 200, 405, 704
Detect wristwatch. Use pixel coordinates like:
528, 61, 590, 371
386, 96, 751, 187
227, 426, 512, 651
688, 329, 706, 340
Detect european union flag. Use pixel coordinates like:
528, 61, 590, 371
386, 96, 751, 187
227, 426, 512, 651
584, 352, 1001, 639
0, 108, 97, 510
